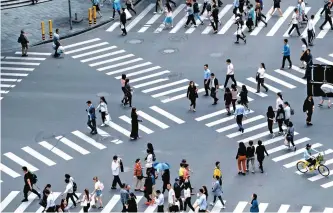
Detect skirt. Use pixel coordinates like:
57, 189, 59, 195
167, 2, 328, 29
164, 16, 172, 24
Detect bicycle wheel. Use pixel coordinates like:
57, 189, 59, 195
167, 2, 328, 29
296, 161, 308, 173
318, 164, 330, 177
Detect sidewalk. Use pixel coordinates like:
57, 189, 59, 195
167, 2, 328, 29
0, 0, 142, 52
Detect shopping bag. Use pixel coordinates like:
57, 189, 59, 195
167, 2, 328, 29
125, 9, 132, 20
105, 113, 111, 122
284, 138, 289, 146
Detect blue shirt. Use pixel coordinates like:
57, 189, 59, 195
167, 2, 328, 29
283, 44, 290, 56
250, 200, 259, 212
196, 194, 207, 210
87, 105, 96, 120
204, 69, 211, 80
233, 0, 239, 7
234, 105, 246, 116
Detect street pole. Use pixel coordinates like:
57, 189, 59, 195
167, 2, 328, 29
68, 0, 73, 30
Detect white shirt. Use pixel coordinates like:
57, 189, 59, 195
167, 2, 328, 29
64, 182, 73, 194
112, 160, 120, 176
301, 2, 305, 11
276, 97, 284, 111
168, 188, 175, 204
146, 154, 153, 168
45, 193, 56, 209
210, 77, 216, 88
307, 19, 315, 32
156, 194, 164, 205
97, 102, 108, 112
291, 13, 298, 24
227, 63, 234, 75
284, 106, 291, 120
184, 188, 191, 198
257, 68, 265, 78
95, 180, 101, 190
321, 83, 333, 93
301, 44, 307, 52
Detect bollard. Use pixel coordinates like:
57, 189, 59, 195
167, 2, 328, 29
88, 8, 92, 26
41, 21, 45, 40
48, 20, 53, 39
93, 6, 97, 24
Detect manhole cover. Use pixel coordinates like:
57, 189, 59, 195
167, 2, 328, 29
168, 35, 188, 42
126, 39, 143, 44
160, 48, 178, 54
96, 92, 111, 97
210, 52, 223, 58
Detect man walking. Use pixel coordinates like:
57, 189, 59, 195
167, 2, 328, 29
61, 178, 77, 207
18, 30, 29, 57
319, 2, 333, 30
307, 15, 315, 46
203, 64, 211, 96
86, 100, 97, 135
281, 39, 292, 69
224, 59, 237, 88
234, 101, 247, 133
288, 8, 301, 36
111, 155, 123, 189
211, 4, 219, 34
21, 166, 41, 202
53, 29, 61, 57
120, 184, 129, 212
302, 49, 313, 79
207, 73, 219, 105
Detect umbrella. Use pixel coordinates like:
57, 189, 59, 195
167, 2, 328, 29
153, 162, 170, 172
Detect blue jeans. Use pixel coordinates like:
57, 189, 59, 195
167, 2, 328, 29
194, 13, 202, 22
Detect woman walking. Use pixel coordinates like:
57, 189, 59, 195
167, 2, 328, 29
303, 95, 314, 126
240, 85, 250, 111
246, 141, 255, 173
300, 38, 308, 69
275, 104, 285, 135
133, 158, 144, 191
121, 74, 127, 104
250, 193, 259, 213
275, 92, 284, 111
224, 87, 232, 115
283, 102, 292, 126
236, 142, 247, 175
231, 84, 238, 112
144, 169, 154, 205
120, 8, 127, 36
286, 121, 296, 151
40, 184, 51, 211
256, 140, 269, 173
183, 182, 195, 211
256, 63, 268, 93
187, 81, 198, 111
163, 3, 173, 29
266, 106, 275, 137
126, 0, 136, 15
80, 189, 91, 212
127, 193, 138, 212
97, 97, 109, 126
124, 78, 133, 107
130, 107, 142, 140
162, 169, 170, 194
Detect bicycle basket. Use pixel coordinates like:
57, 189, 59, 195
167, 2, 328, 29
317, 154, 324, 163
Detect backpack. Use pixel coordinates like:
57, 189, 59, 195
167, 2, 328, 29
99, 182, 104, 191
30, 172, 38, 184
17, 34, 27, 44
152, 153, 156, 161
73, 182, 77, 192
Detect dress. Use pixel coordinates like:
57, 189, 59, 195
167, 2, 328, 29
130, 112, 139, 139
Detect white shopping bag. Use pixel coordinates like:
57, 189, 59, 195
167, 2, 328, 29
105, 113, 111, 122
125, 9, 132, 20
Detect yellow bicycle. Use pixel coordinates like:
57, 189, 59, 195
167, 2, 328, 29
296, 152, 330, 176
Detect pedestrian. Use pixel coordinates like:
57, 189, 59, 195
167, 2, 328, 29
266, 106, 275, 137
162, 169, 170, 194
130, 107, 142, 140
92, 0, 102, 17
86, 101, 97, 135
211, 4, 219, 33
193, 0, 204, 25
235, 22, 247, 44
163, 3, 173, 29
319, 2, 333, 30
111, 156, 123, 189
255, 5, 267, 27
144, 170, 154, 205
202, 185, 208, 201
183, 182, 195, 211
59, 199, 69, 212
233, 0, 239, 15
193, 188, 208, 212
231, 84, 238, 112
120, 184, 130, 212
201, 0, 211, 16
270, 0, 283, 16
275, 92, 284, 111
112, 0, 121, 19
21, 166, 40, 202
120, 8, 128, 36
275, 104, 285, 135
61, 178, 76, 208
318, 84, 332, 108
187, 81, 198, 111
167, 0, 176, 7
133, 158, 144, 191
224, 59, 237, 88
256, 63, 268, 93
281, 39, 292, 69
53, 29, 61, 57
154, 0, 163, 14
173, 178, 183, 211
302, 48, 313, 79
39, 184, 51, 210
213, 161, 222, 185
246, 140, 255, 173
303, 95, 314, 126
255, 140, 269, 173
210, 176, 226, 208
234, 100, 247, 133
80, 189, 91, 212
44, 190, 56, 212
307, 15, 315, 46
155, 190, 164, 212
207, 73, 219, 105
239, 85, 250, 111
283, 101, 292, 126
145, 149, 154, 174
121, 74, 127, 103
97, 97, 109, 126
236, 142, 247, 175
321, 0, 333, 16
300, 38, 308, 69
91, 177, 104, 209
185, 3, 197, 28
250, 193, 259, 213
288, 8, 301, 36
224, 87, 233, 115
286, 121, 297, 151
246, 4, 255, 32
126, 0, 136, 15
124, 79, 132, 107
203, 64, 211, 96
18, 30, 29, 57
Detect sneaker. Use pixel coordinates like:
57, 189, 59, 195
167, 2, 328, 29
210, 202, 215, 206
294, 146, 297, 152
222, 205, 226, 209
193, 109, 196, 112
318, 104, 323, 107
101, 123, 105, 127
21, 199, 28, 202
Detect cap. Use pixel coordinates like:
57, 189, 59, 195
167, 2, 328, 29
175, 177, 179, 181
306, 143, 311, 148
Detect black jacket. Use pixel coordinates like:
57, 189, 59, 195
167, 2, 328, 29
246, 146, 255, 158
207, 78, 219, 89
303, 98, 314, 112
120, 11, 127, 24
212, 8, 219, 20
193, 2, 200, 13
187, 85, 197, 99
173, 182, 182, 198
256, 145, 269, 158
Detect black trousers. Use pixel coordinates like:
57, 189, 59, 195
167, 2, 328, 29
288, 135, 295, 147
155, 0, 162, 12
204, 79, 209, 95
257, 157, 265, 172
232, 99, 237, 111
167, 0, 176, 6
307, 29, 315, 44
236, 34, 245, 42
186, 14, 196, 26
157, 205, 164, 212
320, 17, 333, 29
211, 19, 219, 31
101, 111, 106, 123
224, 74, 237, 88
236, 114, 243, 130
121, 23, 127, 35
306, 111, 312, 123
200, 2, 207, 15
23, 184, 39, 199
282, 55, 292, 68
210, 88, 218, 103
112, 175, 122, 188
125, 93, 132, 106
233, 6, 238, 15
213, 195, 225, 205
288, 24, 301, 36
126, 3, 136, 14
257, 78, 268, 92
87, 117, 97, 133
83, 203, 90, 212
277, 119, 284, 133
66, 193, 77, 207
255, 16, 267, 26
112, 8, 121, 18
184, 197, 195, 211
46, 206, 56, 212
306, 158, 316, 167
54, 41, 60, 56
267, 119, 273, 134
175, 196, 183, 211
190, 97, 196, 109
122, 203, 127, 212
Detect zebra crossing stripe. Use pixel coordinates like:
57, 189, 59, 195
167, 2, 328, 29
202, 4, 233, 34
184, 4, 203, 34
150, 105, 185, 124
0, 61, 40, 66
264, 73, 296, 89
13, 193, 38, 213
273, 143, 322, 162
152, 85, 192, 98
115, 66, 161, 79
106, 22, 120, 32
144, 204, 158, 213
236, 81, 267, 97
63, 38, 100, 49
0, 67, 34, 71
263, 132, 299, 146
21, 146, 57, 166
89, 54, 135, 67
1, 84, 15, 88
67, 193, 82, 208
169, 13, 189, 33
137, 110, 169, 129
0, 191, 20, 212
101, 195, 121, 213
66, 42, 109, 55
322, 181, 333, 188
250, 7, 273, 36
212, 111, 254, 129
3, 152, 38, 172
233, 201, 248, 213
80, 50, 126, 63
55, 136, 90, 155
14, 52, 52, 56
329, 54, 333, 58
3, 56, 46, 61
154, 4, 186, 33
0, 73, 28, 77
237, 127, 286, 142
138, 12, 163, 33
316, 57, 333, 65
1, 78, 22, 82
127, 4, 155, 32
131, 71, 170, 83
323, 208, 333, 213
218, 14, 236, 34
283, 7, 311, 37
300, 206, 312, 213
267, 6, 294, 36
291, 65, 306, 74
211, 200, 227, 212
266, 137, 310, 154
119, 115, 154, 134
218, 115, 264, 133
0, 90, 9, 93
98, 58, 143, 71
317, 17, 333, 39
247, 77, 281, 93
133, 78, 169, 88
106, 121, 131, 137
274, 69, 307, 84
301, 8, 322, 37
142, 79, 189, 93
95, 128, 124, 144
72, 46, 117, 59
278, 204, 290, 213
196, 109, 228, 121
227, 122, 267, 138
259, 203, 269, 213
72, 130, 107, 149
307, 160, 333, 181
39, 141, 73, 160
161, 88, 205, 103
0, 163, 21, 178
106, 62, 152, 75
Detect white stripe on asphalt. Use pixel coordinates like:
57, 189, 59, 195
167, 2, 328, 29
322, 181, 333, 188
233, 201, 248, 213
211, 200, 227, 212
142, 79, 189, 93
36, 192, 61, 213
3, 152, 38, 172
13, 193, 38, 213
106, 22, 120, 32
274, 69, 307, 84
0, 72, 28, 76
291, 65, 306, 74
119, 115, 154, 134
236, 81, 268, 97
55, 136, 90, 155
106, 121, 131, 137
316, 17, 333, 39
273, 143, 322, 162
115, 66, 161, 79
259, 203, 269, 213
14, 52, 52, 56
137, 110, 169, 129
0, 191, 20, 212
0, 163, 21, 178
161, 88, 205, 103
250, 7, 273, 36
101, 195, 120, 213
130, 71, 170, 83
247, 77, 281, 93
132, 78, 169, 88
111, 139, 124, 144
65, 42, 109, 54
72, 130, 107, 149
237, 127, 286, 142
127, 4, 155, 31
80, 50, 126, 63
323, 208, 333, 213
212, 111, 254, 128
63, 38, 101, 49
227, 122, 267, 138
105, 62, 152, 75
330, 54, 333, 58
152, 85, 191, 98
267, 6, 294, 36
277, 204, 290, 213
154, 4, 186, 33
89, 54, 134, 67
21, 146, 57, 166
1, 78, 22, 82
144, 203, 158, 213
2, 56, 46, 61
196, 109, 228, 121
307, 161, 333, 181
299, 206, 312, 213
169, 14, 188, 33
266, 137, 310, 154
0, 90, 9, 93
1, 84, 15, 88
217, 115, 264, 133
218, 14, 236, 34
95, 128, 123, 144
67, 193, 82, 208
301, 8, 322, 37
0, 67, 34, 71
263, 132, 299, 147
283, 7, 311, 37
138, 12, 163, 33
264, 73, 296, 89
184, 4, 203, 34
150, 106, 185, 124
316, 57, 333, 65
202, 4, 233, 34
98, 58, 143, 71
39, 141, 73, 160
72, 46, 117, 58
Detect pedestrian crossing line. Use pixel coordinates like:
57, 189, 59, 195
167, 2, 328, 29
72, 46, 117, 59
0, 191, 20, 212
291, 65, 306, 74
39, 141, 73, 161
0, 163, 21, 178
264, 73, 296, 89
278, 204, 290, 213
307, 160, 333, 182
138, 12, 163, 33
266, 137, 310, 154
1, 84, 15, 88
55, 136, 90, 155
247, 77, 281, 93
130, 70, 170, 83
63, 38, 101, 49
196, 109, 229, 121
210, 200, 227, 212
35, 192, 61, 213
150, 106, 185, 124
119, 115, 154, 134
111, 139, 124, 144
106, 22, 120, 32
283, 7, 311, 37
169, 12, 190, 34
1, 61, 40, 66
151, 84, 193, 98
13, 193, 38, 213
0, 90, 9, 94
161, 88, 205, 103
65, 42, 109, 55
236, 81, 268, 97
322, 181, 333, 188
317, 17, 333, 39
259, 203, 269, 213
316, 57, 333, 65
262, 132, 299, 146
154, 4, 186, 33
237, 127, 286, 142
330, 54, 333, 58
101, 195, 120, 213
233, 201, 248, 213
184, 4, 203, 34
14, 52, 52, 56
89, 54, 135, 67
0, 67, 34, 71
202, 4, 233, 34
272, 143, 322, 162
301, 8, 322, 37
274, 69, 307, 85
210, 111, 254, 128
3, 152, 39, 172
144, 203, 158, 213
217, 115, 264, 133
115, 66, 161, 79
133, 78, 169, 88
324, 208, 333, 213
106, 62, 152, 75
226, 122, 267, 138
218, 14, 236, 34
137, 110, 169, 129
2, 56, 46, 61
300, 206, 312, 213
97, 58, 143, 71
21, 146, 57, 166
0, 72, 29, 77
127, 4, 155, 32
250, 8, 273, 36
267, 6, 295, 36
67, 193, 82, 208
106, 121, 131, 137
80, 50, 126, 63
142, 79, 189, 93
1, 78, 22, 82
95, 128, 124, 144
72, 130, 107, 150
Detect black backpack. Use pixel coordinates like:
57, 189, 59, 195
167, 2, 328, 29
73, 182, 77, 192
30, 172, 38, 184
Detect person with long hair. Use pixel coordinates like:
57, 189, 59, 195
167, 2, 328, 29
124, 78, 133, 107
300, 38, 308, 69
275, 92, 284, 111
163, 3, 173, 29
80, 189, 91, 212
239, 85, 249, 111
275, 104, 285, 135
255, 140, 269, 173
231, 84, 238, 112
40, 184, 51, 211
266, 106, 275, 137
97, 97, 109, 126
121, 74, 127, 104
127, 192, 138, 212
224, 87, 232, 115
286, 121, 296, 151
236, 142, 247, 175
130, 107, 142, 140
183, 182, 195, 211
256, 63, 268, 93
162, 169, 170, 194
187, 81, 198, 111
303, 95, 314, 126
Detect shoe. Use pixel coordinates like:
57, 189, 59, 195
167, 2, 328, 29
294, 146, 297, 152
260, 170, 264, 173
238, 172, 242, 175
204, 94, 209, 96
153, 12, 157, 14
111, 187, 117, 190
193, 109, 196, 112
212, 102, 217, 105
201, 22, 204, 25
318, 104, 323, 107
21, 199, 28, 202
242, 172, 246, 176
307, 123, 313, 126
222, 205, 226, 209
280, 67, 284, 70
244, 39, 246, 44
256, 91, 260, 93
241, 129, 244, 133
98, 206, 103, 209
135, 189, 140, 191
210, 202, 215, 206
101, 123, 105, 127
288, 66, 292, 69
265, 88, 268, 92
234, 41, 239, 44
302, 76, 307, 79
319, 27, 323, 30
251, 171, 255, 173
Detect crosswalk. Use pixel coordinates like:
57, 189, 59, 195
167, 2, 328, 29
105, 3, 332, 39
0, 106, 184, 183
1, 191, 333, 212
0, 0, 51, 10
0, 52, 51, 100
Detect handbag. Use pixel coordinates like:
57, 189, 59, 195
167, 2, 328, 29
120, 24, 125, 29
255, 73, 260, 81
284, 138, 289, 146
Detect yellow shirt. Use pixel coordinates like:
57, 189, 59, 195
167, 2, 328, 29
213, 167, 221, 178
179, 167, 185, 177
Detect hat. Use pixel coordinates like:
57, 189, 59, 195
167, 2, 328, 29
175, 177, 179, 181
306, 144, 311, 148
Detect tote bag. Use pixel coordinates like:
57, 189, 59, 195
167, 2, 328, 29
125, 9, 132, 20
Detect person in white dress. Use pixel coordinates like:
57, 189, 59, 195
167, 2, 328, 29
96, 96, 109, 126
